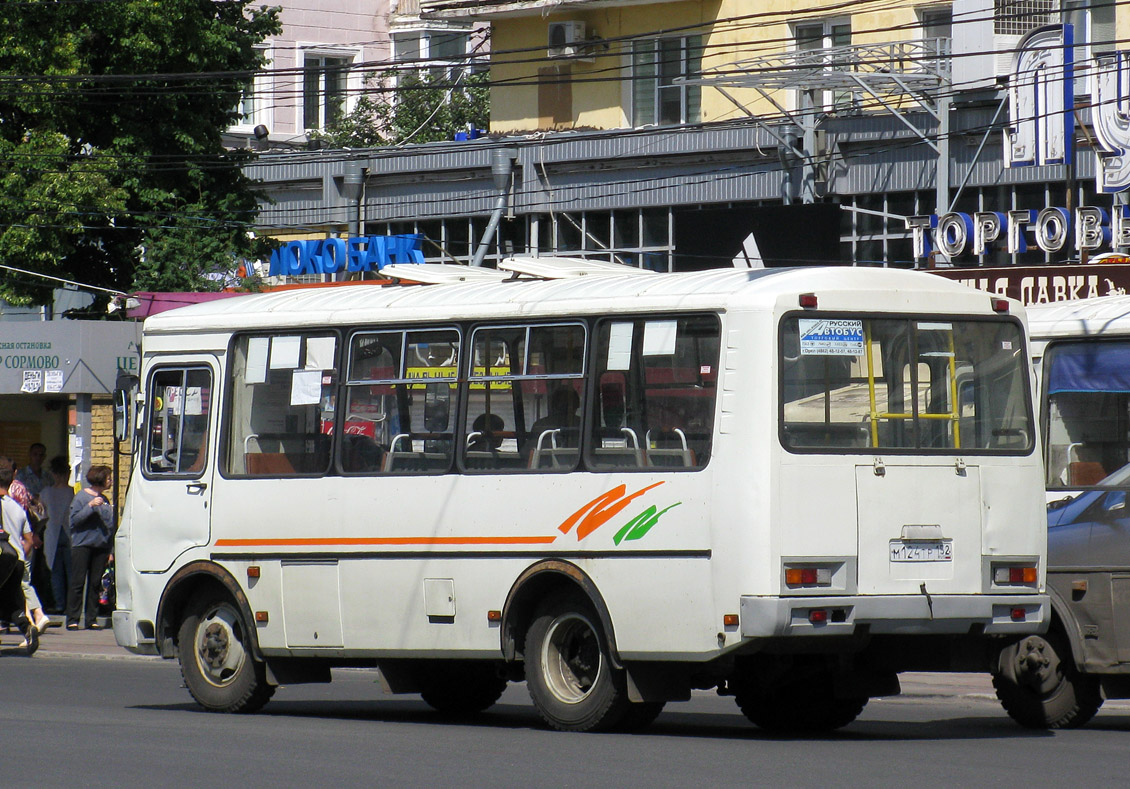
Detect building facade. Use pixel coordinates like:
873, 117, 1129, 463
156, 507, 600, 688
247, 0, 1130, 290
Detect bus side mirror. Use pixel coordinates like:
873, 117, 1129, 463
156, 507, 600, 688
114, 374, 139, 449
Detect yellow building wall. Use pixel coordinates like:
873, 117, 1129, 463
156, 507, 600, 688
489, 0, 931, 132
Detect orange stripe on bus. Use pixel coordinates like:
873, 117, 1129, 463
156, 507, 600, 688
213, 535, 559, 547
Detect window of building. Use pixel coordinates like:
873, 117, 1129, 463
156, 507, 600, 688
145, 367, 212, 477
586, 315, 719, 471
303, 55, 349, 130
632, 36, 703, 127
1064, 0, 1116, 95
994, 0, 1056, 36
225, 333, 338, 476
794, 20, 852, 112
461, 323, 586, 472
342, 329, 460, 475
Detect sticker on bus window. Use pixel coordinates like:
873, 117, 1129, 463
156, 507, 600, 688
607, 323, 633, 370
270, 335, 302, 370
799, 319, 864, 356
643, 320, 678, 356
246, 337, 269, 383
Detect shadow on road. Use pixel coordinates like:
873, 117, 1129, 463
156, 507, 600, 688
131, 696, 1062, 742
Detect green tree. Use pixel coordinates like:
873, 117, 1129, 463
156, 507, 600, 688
0, 0, 281, 307
316, 69, 489, 148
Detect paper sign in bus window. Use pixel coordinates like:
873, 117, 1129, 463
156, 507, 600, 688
607, 323, 633, 371
270, 335, 301, 370
643, 320, 678, 356
305, 336, 337, 371
246, 337, 269, 383
799, 319, 865, 356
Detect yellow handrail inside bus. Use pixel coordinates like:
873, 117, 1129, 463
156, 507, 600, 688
863, 322, 961, 450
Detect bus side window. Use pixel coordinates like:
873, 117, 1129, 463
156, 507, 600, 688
225, 334, 337, 477
343, 328, 459, 475
462, 323, 586, 473
145, 367, 212, 477
586, 315, 719, 471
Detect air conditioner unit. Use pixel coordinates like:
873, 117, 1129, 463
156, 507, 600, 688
548, 21, 589, 60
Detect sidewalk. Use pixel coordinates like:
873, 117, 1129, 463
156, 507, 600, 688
0, 620, 155, 661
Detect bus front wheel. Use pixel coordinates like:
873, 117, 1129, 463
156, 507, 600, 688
524, 592, 632, 732
177, 592, 274, 714
993, 633, 1102, 729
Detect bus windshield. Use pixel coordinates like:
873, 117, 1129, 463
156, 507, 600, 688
1043, 340, 1130, 488
780, 315, 1032, 453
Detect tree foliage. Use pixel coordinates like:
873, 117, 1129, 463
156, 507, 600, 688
0, 0, 281, 307
316, 69, 489, 149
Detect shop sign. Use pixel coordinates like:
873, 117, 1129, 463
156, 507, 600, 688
1007, 24, 1130, 193
932, 263, 1130, 305
905, 206, 1130, 260
268, 234, 425, 277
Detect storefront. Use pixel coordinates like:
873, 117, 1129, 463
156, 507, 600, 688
0, 321, 141, 484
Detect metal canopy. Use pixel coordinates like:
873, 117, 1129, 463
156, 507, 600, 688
692, 40, 950, 94
682, 38, 953, 210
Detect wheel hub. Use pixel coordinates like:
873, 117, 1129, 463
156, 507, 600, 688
194, 606, 247, 687
1014, 636, 1062, 695
542, 613, 601, 704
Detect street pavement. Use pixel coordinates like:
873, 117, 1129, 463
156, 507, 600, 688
2, 621, 1004, 699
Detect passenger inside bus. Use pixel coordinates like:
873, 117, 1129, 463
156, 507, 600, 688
467, 413, 505, 452
524, 386, 580, 467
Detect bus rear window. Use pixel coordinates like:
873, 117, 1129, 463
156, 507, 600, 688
780, 316, 1031, 453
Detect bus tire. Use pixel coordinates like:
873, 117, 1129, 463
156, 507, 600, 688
525, 592, 629, 732
734, 677, 866, 732
612, 701, 665, 732
177, 593, 274, 714
993, 633, 1103, 729
418, 661, 508, 715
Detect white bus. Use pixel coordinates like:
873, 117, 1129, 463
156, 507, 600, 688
113, 261, 1047, 733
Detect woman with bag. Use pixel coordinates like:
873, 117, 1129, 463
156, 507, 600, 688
66, 465, 114, 631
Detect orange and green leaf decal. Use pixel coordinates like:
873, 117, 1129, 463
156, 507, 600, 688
558, 482, 665, 540
557, 481, 680, 544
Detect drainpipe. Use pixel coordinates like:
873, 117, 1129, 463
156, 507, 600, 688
341, 161, 364, 281
471, 148, 518, 267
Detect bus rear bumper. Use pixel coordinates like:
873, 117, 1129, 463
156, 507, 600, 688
739, 594, 1049, 637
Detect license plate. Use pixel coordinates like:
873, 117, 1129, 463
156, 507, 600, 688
889, 540, 952, 562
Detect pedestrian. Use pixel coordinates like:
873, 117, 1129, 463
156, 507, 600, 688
66, 465, 115, 631
0, 457, 51, 636
40, 456, 74, 614
0, 507, 33, 651
16, 442, 52, 499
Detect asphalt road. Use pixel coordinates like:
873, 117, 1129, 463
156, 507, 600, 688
3, 654, 1130, 787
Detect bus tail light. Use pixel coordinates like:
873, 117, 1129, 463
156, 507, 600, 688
785, 566, 833, 588
993, 563, 1038, 586
799, 293, 818, 308
809, 609, 828, 624
1011, 607, 1027, 621
991, 298, 1010, 313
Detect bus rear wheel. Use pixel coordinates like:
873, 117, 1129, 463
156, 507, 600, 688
418, 661, 508, 715
177, 593, 274, 714
734, 675, 867, 732
525, 592, 631, 732
993, 633, 1102, 729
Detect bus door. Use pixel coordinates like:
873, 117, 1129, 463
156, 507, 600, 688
132, 360, 218, 573
855, 463, 983, 595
